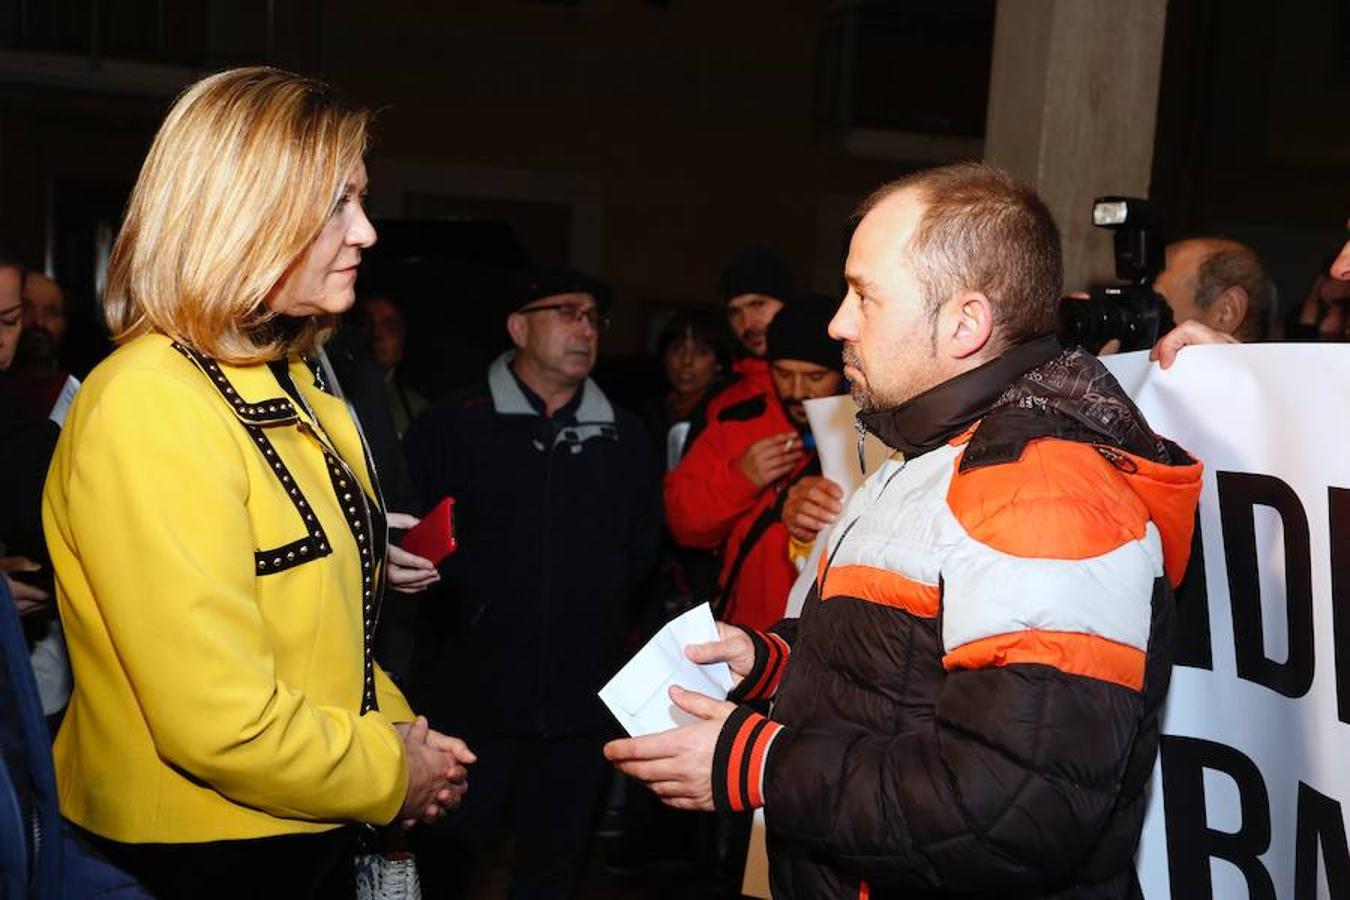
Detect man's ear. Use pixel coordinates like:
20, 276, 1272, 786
944, 290, 995, 360
505, 312, 529, 350
1203, 285, 1249, 337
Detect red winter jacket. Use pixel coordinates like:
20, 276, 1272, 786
709, 357, 773, 417
664, 380, 809, 632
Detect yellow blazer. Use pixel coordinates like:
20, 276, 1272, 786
43, 333, 416, 843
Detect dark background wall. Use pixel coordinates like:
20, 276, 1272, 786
1152, 0, 1350, 309
0, 0, 1347, 370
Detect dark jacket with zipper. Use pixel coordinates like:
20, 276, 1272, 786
404, 352, 662, 737
711, 337, 1204, 900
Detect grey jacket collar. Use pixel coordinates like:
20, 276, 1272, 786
487, 352, 618, 449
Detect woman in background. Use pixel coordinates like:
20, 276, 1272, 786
641, 306, 734, 464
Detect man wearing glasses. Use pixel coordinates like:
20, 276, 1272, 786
404, 267, 662, 900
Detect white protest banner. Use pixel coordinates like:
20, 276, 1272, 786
1104, 345, 1350, 899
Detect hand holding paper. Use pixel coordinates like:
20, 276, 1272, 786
604, 685, 732, 812
601, 604, 749, 812
599, 603, 735, 737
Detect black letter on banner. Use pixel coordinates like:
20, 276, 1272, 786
1175, 511, 1213, 670
1160, 736, 1276, 900
1331, 487, 1350, 725
1217, 472, 1314, 698
1294, 782, 1350, 898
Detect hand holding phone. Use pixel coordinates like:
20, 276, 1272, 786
400, 497, 457, 566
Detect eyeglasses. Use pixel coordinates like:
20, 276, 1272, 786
518, 303, 610, 331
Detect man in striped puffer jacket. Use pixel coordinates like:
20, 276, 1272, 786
607, 161, 1203, 900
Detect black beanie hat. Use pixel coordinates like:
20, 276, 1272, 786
717, 245, 795, 305
766, 292, 841, 370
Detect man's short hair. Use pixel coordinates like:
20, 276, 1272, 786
1192, 244, 1276, 342
856, 162, 1063, 347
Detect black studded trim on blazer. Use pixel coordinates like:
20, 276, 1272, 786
172, 343, 334, 576
245, 423, 333, 575
174, 341, 383, 713
254, 536, 328, 575
172, 342, 299, 426
304, 353, 335, 395
321, 443, 382, 714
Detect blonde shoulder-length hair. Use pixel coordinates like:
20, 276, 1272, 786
104, 66, 371, 364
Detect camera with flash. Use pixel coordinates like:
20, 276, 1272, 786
1056, 196, 1174, 353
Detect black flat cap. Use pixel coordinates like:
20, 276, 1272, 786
506, 266, 612, 315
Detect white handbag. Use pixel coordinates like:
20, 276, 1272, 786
355, 827, 421, 900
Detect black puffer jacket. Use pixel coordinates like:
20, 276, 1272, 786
405, 353, 662, 738
712, 337, 1203, 899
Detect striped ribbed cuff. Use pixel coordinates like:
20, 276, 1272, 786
728, 627, 791, 702
711, 705, 785, 812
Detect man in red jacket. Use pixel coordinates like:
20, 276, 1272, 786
667, 246, 797, 461
665, 295, 843, 631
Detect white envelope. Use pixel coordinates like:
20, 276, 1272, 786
599, 603, 735, 737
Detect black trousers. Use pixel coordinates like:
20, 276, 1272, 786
414, 732, 609, 900
71, 822, 358, 900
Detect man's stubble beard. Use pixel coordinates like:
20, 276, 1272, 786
842, 344, 882, 412
844, 342, 942, 413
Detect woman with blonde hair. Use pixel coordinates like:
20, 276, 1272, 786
44, 67, 470, 898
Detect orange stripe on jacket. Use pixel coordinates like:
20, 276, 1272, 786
724, 717, 757, 811
947, 439, 1152, 561
744, 720, 778, 808
1117, 448, 1204, 587
822, 564, 939, 618
943, 629, 1146, 691
743, 632, 785, 699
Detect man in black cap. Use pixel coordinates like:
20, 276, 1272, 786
404, 267, 661, 900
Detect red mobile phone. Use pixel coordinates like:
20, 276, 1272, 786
400, 497, 457, 565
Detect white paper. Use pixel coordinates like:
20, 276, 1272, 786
803, 394, 889, 497
784, 396, 890, 616
599, 603, 735, 737
48, 374, 80, 428
665, 421, 691, 471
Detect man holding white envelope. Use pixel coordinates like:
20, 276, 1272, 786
606, 163, 1204, 900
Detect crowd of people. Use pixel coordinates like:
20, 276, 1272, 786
1, 63, 1348, 900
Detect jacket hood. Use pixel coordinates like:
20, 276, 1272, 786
961, 345, 1203, 588
1105, 441, 1203, 588
857, 337, 1203, 585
